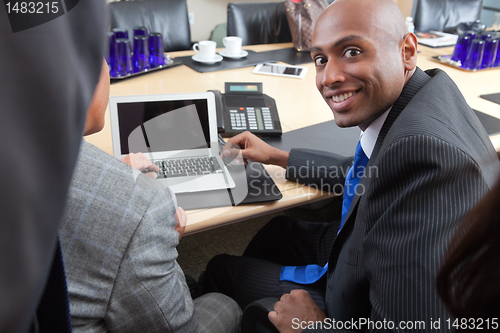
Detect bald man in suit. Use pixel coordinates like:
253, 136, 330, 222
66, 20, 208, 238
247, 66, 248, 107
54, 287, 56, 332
200, 0, 499, 332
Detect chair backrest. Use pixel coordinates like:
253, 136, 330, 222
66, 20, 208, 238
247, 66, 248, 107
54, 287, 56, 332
411, 0, 484, 32
108, 0, 191, 52
227, 2, 292, 46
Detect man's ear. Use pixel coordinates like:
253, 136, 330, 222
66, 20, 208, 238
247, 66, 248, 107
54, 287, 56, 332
402, 32, 418, 71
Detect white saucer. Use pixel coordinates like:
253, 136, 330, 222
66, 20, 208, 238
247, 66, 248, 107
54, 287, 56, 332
219, 50, 249, 59
192, 54, 223, 64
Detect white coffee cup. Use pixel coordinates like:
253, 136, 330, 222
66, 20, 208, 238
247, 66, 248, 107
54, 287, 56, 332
192, 40, 217, 61
223, 36, 242, 56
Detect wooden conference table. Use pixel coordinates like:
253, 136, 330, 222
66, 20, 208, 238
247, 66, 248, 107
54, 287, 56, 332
85, 43, 500, 235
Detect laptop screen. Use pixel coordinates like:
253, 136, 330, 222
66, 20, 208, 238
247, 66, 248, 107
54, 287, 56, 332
116, 99, 210, 155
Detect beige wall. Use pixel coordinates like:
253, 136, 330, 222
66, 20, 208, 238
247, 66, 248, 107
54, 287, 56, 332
187, 0, 271, 42
393, 0, 414, 19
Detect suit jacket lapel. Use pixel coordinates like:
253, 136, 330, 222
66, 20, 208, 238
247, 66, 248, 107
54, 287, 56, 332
340, 68, 431, 232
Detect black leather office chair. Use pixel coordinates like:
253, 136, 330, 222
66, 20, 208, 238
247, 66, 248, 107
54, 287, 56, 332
227, 2, 292, 46
108, 0, 191, 52
411, 0, 484, 32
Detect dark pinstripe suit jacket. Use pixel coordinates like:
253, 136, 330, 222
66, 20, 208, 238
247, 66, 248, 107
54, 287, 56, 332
286, 68, 499, 332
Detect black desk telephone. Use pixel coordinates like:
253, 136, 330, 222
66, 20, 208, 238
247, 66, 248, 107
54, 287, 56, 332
209, 82, 282, 137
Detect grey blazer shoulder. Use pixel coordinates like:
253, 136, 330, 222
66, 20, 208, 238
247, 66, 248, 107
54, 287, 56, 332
59, 141, 197, 333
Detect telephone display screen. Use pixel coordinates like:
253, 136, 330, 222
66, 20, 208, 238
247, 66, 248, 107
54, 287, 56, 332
229, 84, 260, 92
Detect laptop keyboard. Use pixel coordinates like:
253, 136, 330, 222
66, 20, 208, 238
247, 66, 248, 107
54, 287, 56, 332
154, 157, 223, 178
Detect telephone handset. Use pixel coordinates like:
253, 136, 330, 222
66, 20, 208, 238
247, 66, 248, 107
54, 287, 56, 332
209, 90, 226, 133
209, 82, 282, 137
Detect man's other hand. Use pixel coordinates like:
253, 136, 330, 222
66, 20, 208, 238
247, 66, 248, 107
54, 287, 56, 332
227, 131, 290, 168
269, 289, 327, 333
175, 207, 186, 241
121, 152, 160, 179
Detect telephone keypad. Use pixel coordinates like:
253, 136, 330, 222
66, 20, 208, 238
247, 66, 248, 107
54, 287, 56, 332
229, 107, 274, 131
229, 110, 247, 130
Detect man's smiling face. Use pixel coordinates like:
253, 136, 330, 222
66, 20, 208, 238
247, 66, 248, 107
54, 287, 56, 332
311, 0, 415, 131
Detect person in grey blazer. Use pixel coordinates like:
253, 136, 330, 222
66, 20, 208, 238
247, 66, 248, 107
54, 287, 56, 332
59, 61, 242, 332
200, 0, 500, 331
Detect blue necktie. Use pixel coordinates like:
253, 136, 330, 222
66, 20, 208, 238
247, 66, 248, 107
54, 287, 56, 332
280, 141, 369, 284
340, 141, 369, 231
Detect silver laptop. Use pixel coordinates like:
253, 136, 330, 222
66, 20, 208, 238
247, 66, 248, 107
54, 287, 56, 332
109, 92, 236, 193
